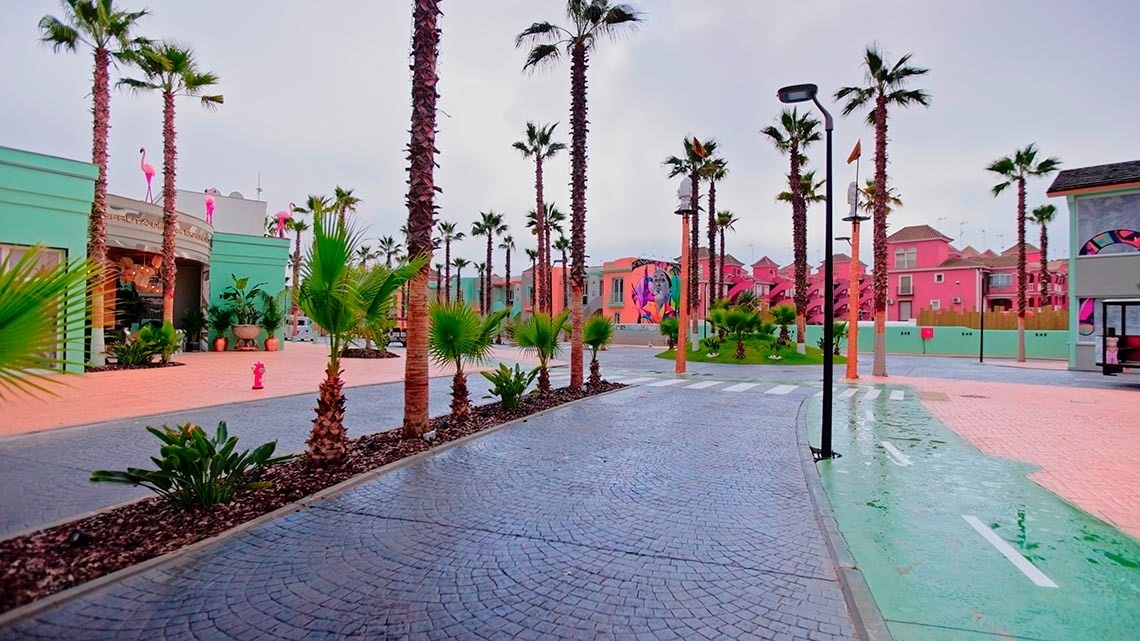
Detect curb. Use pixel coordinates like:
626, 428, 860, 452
796, 397, 894, 641
0, 385, 635, 628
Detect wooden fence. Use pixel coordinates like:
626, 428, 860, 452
915, 308, 1069, 331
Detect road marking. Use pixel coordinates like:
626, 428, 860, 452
621, 377, 655, 385
685, 380, 722, 390
890, 390, 905, 401
648, 379, 686, 387
722, 382, 760, 392
863, 409, 874, 423
865, 388, 881, 400
962, 515, 1058, 588
880, 441, 913, 467
766, 384, 798, 395
839, 388, 859, 399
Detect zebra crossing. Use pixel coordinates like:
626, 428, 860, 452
543, 370, 910, 401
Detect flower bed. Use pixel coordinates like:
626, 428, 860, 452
0, 381, 625, 614
341, 347, 400, 359
85, 361, 186, 373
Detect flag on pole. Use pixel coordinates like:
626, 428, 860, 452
846, 139, 861, 165
692, 137, 708, 159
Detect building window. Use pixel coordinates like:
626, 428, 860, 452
934, 273, 944, 284
989, 273, 1012, 288
610, 277, 624, 304
898, 275, 913, 295
930, 299, 941, 310
895, 247, 917, 269
527, 286, 534, 306
613, 312, 621, 324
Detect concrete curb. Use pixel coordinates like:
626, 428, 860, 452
796, 397, 894, 641
0, 385, 634, 628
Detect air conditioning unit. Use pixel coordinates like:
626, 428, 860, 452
952, 297, 963, 304
887, 298, 894, 305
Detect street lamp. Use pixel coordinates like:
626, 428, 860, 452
842, 182, 871, 381
778, 82, 837, 460
675, 176, 694, 375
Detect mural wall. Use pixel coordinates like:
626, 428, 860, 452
629, 258, 681, 323
1074, 192, 1140, 356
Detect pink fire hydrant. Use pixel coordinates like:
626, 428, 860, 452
251, 361, 266, 390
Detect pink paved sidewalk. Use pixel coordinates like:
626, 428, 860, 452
1, 344, 549, 436
891, 374, 1140, 540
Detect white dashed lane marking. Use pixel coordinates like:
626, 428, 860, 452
839, 388, 859, 399
865, 389, 882, 400
722, 382, 760, 392
648, 379, 686, 387
766, 385, 798, 395
685, 381, 723, 390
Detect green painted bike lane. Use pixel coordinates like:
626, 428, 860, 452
806, 387, 1140, 641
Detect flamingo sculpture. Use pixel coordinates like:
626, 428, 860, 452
204, 187, 219, 225
139, 148, 156, 203
274, 202, 294, 239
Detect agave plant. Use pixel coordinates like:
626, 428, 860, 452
428, 301, 509, 423
583, 315, 615, 386
513, 310, 570, 394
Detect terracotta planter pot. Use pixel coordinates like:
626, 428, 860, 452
213, 337, 227, 352
264, 337, 279, 352
231, 324, 261, 341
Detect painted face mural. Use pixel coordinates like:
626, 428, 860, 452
630, 259, 680, 323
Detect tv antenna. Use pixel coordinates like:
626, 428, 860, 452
256, 172, 263, 201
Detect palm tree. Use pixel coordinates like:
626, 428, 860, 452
664, 137, 719, 319
517, 1, 643, 390
583, 315, 614, 386
704, 158, 728, 305
836, 46, 931, 376
762, 108, 820, 355
451, 257, 469, 303
499, 234, 516, 309
1030, 204, 1058, 306
354, 245, 376, 266
429, 302, 508, 423
524, 248, 538, 307
777, 170, 826, 206
299, 214, 424, 465
286, 216, 309, 337
986, 144, 1061, 361
513, 310, 570, 394
120, 42, 222, 324
723, 307, 762, 359
402, 0, 443, 438
433, 262, 444, 300
716, 210, 740, 298
377, 235, 402, 268
333, 185, 361, 229
39, 0, 150, 366
771, 304, 797, 347
527, 203, 567, 313
437, 221, 464, 303
554, 235, 571, 310
513, 122, 566, 314
859, 179, 903, 215
471, 211, 506, 313
474, 261, 487, 313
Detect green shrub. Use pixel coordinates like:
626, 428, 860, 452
481, 363, 539, 409
701, 336, 723, 355
91, 422, 292, 509
110, 329, 162, 366
139, 320, 179, 364
659, 317, 679, 349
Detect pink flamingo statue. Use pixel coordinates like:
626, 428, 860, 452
274, 202, 294, 239
204, 187, 219, 225
139, 148, 156, 203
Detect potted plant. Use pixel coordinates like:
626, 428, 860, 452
220, 275, 265, 346
260, 291, 285, 351
207, 304, 234, 352
182, 307, 208, 351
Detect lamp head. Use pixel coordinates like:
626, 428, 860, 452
777, 83, 818, 104
675, 176, 694, 215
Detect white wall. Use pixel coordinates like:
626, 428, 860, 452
176, 189, 267, 237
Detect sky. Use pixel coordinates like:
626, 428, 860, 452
3, 0, 1139, 270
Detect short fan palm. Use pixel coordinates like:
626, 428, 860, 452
428, 302, 509, 423
583, 315, 615, 387
513, 310, 569, 394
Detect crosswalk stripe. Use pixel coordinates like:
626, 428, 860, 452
766, 384, 797, 395
685, 380, 722, 390
890, 390, 905, 401
722, 382, 760, 392
839, 388, 859, 399
648, 379, 686, 387
865, 389, 881, 400
621, 377, 655, 385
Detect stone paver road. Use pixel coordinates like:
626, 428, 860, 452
1, 385, 859, 641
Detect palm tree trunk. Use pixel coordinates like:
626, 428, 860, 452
308, 362, 347, 465
707, 181, 718, 307
719, 226, 727, 299
871, 96, 889, 376
505, 248, 512, 309
534, 158, 547, 314
450, 367, 470, 423
1039, 223, 1050, 307
562, 254, 569, 310
456, 265, 463, 302
790, 142, 808, 355
538, 358, 551, 394
161, 90, 178, 324
589, 351, 601, 386
479, 271, 485, 313
485, 236, 493, 313
568, 41, 589, 390
689, 171, 700, 329
444, 240, 451, 303
402, 0, 442, 438
88, 47, 112, 366
292, 231, 302, 337
436, 269, 442, 300
1016, 177, 1027, 362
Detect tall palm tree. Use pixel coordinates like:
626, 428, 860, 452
704, 158, 728, 305
354, 245, 376, 266
836, 46, 931, 376
859, 179, 903, 215
517, 0, 643, 390
524, 248, 538, 307
291, 195, 331, 337
287, 216, 309, 337
120, 42, 222, 324
403, 0, 443, 438
986, 144, 1061, 361
513, 122, 565, 314
762, 108, 820, 354
499, 234, 516, 308
333, 185, 361, 229
527, 203, 566, 313
471, 211, 505, 313
451, 257, 469, 303
39, 0, 150, 366
716, 210, 740, 298
377, 235, 402, 268
437, 221, 464, 303
474, 261, 487, 313
664, 137, 719, 319
554, 235, 571, 311
1030, 203, 1058, 306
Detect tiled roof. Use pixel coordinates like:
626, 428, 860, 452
1001, 243, 1039, 256
886, 224, 953, 243
1047, 159, 1140, 194
960, 245, 981, 258
752, 256, 780, 268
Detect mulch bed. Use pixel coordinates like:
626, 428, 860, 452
85, 362, 186, 373
341, 347, 400, 359
0, 381, 625, 615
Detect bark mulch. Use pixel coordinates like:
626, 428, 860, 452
85, 362, 186, 373
0, 381, 625, 614
341, 347, 400, 359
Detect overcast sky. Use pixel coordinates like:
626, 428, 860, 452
3, 0, 1138, 269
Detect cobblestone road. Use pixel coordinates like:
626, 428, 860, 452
1, 385, 858, 641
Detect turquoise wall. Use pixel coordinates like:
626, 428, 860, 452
801, 324, 1069, 359
0, 146, 96, 372
209, 232, 290, 348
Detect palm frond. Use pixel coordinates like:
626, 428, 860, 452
522, 44, 562, 72
515, 21, 565, 48
37, 16, 81, 52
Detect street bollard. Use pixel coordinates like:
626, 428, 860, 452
251, 361, 266, 390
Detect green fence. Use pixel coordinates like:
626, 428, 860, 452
802, 324, 1068, 359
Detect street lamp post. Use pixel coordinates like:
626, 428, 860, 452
842, 183, 870, 381
675, 177, 694, 375
778, 83, 836, 460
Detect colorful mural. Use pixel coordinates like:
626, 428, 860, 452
629, 258, 680, 323
1079, 229, 1140, 256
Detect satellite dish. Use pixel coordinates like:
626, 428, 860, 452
228, 191, 244, 199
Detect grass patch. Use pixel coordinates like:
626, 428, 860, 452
654, 336, 846, 365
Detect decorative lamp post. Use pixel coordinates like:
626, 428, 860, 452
778, 83, 836, 460
842, 181, 870, 380
675, 176, 694, 375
